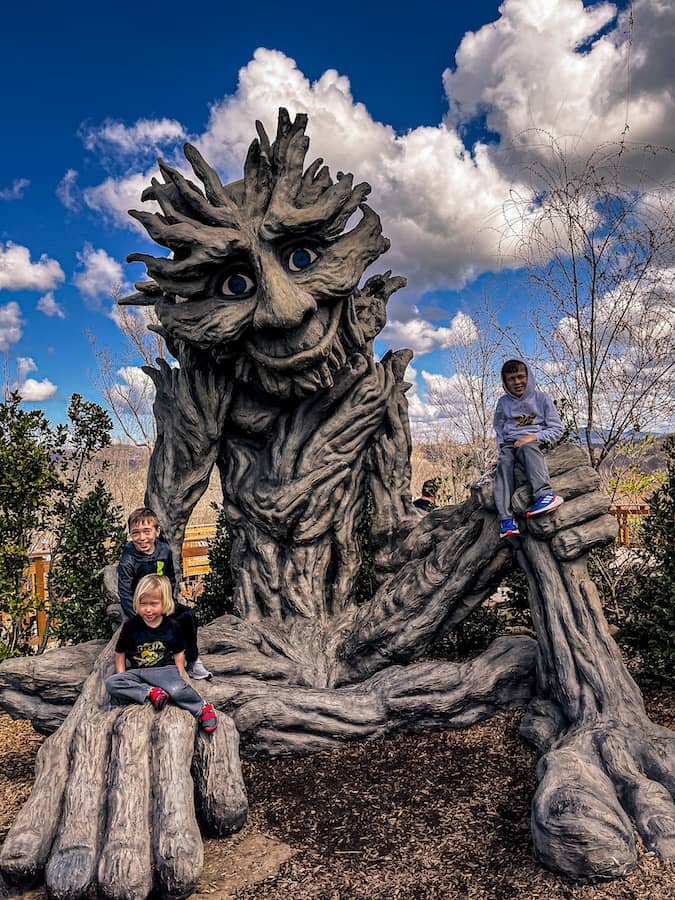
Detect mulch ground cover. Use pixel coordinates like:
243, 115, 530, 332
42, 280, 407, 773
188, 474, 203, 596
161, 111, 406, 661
1, 678, 674, 899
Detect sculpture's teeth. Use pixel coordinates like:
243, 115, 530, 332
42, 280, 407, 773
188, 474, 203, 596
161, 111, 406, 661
174, 294, 189, 304
328, 336, 347, 370
318, 362, 334, 388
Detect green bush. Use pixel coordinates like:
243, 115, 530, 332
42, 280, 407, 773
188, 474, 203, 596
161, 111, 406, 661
618, 436, 675, 678
196, 505, 235, 625
49, 482, 126, 644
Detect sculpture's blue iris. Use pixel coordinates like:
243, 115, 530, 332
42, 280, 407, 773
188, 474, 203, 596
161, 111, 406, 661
228, 275, 250, 294
287, 246, 318, 272
221, 272, 255, 297
291, 249, 312, 269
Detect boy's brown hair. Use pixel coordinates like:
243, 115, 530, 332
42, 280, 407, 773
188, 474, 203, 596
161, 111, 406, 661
128, 507, 159, 531
501, 359, 527, 379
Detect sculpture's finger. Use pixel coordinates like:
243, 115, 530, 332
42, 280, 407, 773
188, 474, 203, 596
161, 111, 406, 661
512, 464, 600, 515
524, 491, 610, 539
0, 718, 76, 885
152, 707, 203, 898
44, 711, 114, 899
550, 514, 618, 560
532, 748, 636, 880
97, 706, 155, 900
601, 732, 675, 859
192, 714, 248, 836
641, 730, 675, 798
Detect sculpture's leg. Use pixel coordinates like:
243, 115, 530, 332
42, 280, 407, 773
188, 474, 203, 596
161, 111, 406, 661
518, 508, 675, 881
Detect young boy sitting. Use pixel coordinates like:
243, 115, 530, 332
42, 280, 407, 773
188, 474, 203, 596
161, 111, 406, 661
106, 574, 217, 731
493, 359, 564, 538
117, 507, 212, 679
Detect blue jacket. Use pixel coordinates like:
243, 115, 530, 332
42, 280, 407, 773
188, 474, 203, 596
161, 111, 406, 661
493, 360, 563, 449
117, 539, 177, 618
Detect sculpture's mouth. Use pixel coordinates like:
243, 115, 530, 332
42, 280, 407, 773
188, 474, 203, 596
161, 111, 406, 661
244, 302, 343, 373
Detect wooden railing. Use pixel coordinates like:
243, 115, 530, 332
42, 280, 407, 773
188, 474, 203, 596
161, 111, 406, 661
21, 505, 652, 624
608, 504, 650, 546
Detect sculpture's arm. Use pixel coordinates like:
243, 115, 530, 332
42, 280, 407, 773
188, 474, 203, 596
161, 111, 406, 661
144, 356, 232, 571
332, 444, 617, 684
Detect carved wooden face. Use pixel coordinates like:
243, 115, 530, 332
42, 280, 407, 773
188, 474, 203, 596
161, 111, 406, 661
126, 110, 391, 397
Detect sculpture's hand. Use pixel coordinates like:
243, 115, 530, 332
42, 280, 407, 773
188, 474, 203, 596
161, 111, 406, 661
0, 643, 248, 900
338, 442, 619, 681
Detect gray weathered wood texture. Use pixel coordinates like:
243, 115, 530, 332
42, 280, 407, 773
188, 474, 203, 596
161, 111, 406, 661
0, 109, 672, 896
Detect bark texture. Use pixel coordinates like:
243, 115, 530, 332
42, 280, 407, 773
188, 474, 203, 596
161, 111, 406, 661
1, 109, 671, 896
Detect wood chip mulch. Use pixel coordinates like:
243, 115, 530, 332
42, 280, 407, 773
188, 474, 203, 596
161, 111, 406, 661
1, 680, 674, 899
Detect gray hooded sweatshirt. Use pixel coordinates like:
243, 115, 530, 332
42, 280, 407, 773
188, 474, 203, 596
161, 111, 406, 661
493, 360, 563, 449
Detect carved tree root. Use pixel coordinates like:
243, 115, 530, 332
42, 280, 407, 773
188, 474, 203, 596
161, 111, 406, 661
0, 643, 248, 900
206, 634, 537, 756
518, 533, 675, 881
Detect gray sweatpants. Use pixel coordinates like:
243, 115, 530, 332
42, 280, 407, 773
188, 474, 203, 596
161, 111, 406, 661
106, 665, 204, 718
494, 441, 553, 520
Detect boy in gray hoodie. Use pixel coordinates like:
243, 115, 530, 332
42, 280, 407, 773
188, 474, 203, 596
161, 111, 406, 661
493, 359, 564, 538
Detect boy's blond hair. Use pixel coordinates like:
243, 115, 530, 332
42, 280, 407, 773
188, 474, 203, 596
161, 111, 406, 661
132, 574, 175, 615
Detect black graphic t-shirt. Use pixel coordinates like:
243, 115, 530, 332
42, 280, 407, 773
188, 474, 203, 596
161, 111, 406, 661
115, 615, 185, 670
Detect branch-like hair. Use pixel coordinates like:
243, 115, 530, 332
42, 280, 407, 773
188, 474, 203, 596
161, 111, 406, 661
122, 108, 381, 306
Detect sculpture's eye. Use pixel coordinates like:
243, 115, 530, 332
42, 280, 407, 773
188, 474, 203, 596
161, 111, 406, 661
221, 272, 256, 298
286, 246, 319, 272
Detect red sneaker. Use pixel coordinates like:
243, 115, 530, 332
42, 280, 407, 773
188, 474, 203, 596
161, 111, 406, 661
199, 702, 218, 733
148, 686, 169, 710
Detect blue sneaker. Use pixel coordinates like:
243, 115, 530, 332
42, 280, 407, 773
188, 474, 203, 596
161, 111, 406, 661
500, 518, 520, 538
526, 493, 563, 518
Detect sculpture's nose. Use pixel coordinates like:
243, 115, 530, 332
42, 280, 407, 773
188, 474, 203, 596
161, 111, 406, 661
253, 252, 317, 330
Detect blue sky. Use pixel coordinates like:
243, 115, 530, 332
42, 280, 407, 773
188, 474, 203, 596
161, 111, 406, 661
1, 0, 672, 436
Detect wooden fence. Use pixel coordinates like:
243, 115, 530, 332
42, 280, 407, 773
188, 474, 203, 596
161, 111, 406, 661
19, 506, 651, 642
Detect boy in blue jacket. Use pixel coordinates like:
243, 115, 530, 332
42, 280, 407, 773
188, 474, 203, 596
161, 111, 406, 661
493, 359, 564, 538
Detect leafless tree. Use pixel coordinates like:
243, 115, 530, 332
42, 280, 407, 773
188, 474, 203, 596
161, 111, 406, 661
88, 284, 168, 448
503, 136, 675, 468
425, 301, 506, 473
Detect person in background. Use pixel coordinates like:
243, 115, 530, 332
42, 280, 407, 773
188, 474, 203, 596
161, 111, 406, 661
413, 479, 438, 512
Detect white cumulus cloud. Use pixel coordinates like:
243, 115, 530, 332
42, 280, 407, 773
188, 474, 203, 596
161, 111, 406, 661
81, 117, 187, 156
0, 301, 24, 351
16, 356, 37, 381
380, 311, 478, 355
37, 291, 65, 318
56, 169, 80, 211
0, 242, 65, 292
112, 365, 156, 416
73, 244, 125, 306
19, 378, 58, 402
443, 0, 675, 164
83, 170, 160, 231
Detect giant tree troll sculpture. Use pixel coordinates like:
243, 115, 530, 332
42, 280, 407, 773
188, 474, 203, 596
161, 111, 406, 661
0, 109, 673, 899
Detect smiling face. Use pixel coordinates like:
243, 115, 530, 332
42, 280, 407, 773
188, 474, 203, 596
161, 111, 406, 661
137, 589, 164, 628
124, 109, 393, 398
130, 519, 160, 555
504, 366, 528, 397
